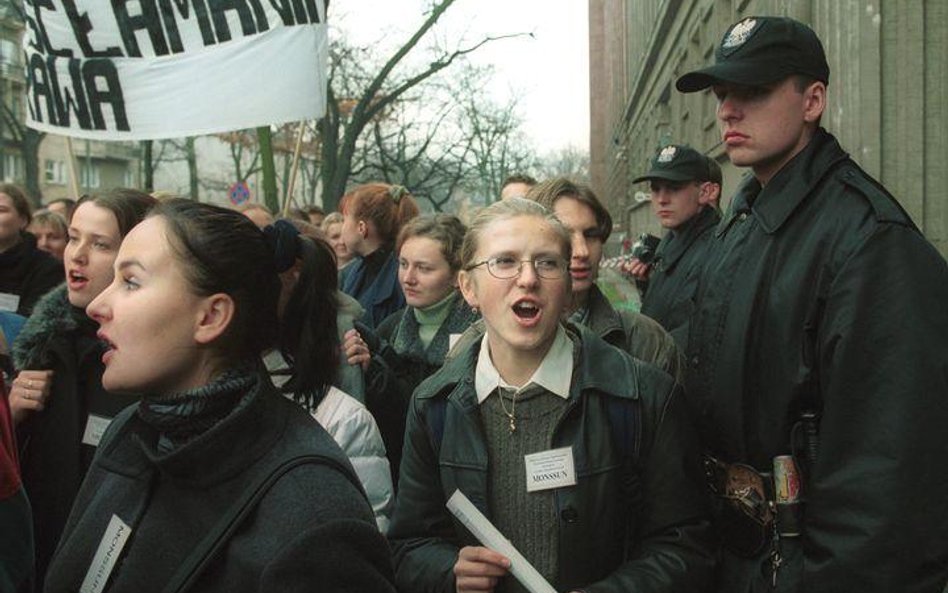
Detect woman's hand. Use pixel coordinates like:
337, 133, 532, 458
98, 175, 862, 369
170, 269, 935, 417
9, 370, 54, 425
343, 328, 371, 371
454, 546, 510, 593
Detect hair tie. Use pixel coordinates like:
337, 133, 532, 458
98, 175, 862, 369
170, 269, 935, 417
263, 219, 300, 273
389, 185, 407, 204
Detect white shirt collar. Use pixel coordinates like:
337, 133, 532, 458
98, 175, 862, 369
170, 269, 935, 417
474, 325, 573, 404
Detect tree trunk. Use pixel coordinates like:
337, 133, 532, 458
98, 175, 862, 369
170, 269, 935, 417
186, 137, 199, 201
318, 116, 340, 212
142, 140, 153, 191
22, 130, 44, 206
257, 126, 279, 213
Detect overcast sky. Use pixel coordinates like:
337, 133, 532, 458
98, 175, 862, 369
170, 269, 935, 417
333, 0, 590, 155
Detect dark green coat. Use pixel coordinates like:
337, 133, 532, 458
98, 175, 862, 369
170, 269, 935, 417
388, 324, 713, 593
364, 293, 479, 482
582, 283, 683, 382
686, 129, 948, 593
640, 205, 720, 350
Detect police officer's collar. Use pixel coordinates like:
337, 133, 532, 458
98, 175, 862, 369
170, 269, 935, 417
656, 207, 720, 270
721, 129, 848, 235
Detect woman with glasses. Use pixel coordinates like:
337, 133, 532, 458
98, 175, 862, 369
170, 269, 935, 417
344, 214, 478, 484
388, 198, 713, 593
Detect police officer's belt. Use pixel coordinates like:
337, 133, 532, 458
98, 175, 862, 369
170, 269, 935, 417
703, 454, 775, 557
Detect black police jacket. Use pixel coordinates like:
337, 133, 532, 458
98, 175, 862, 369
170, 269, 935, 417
640, 205, 720, 350
686, 128, 948, 593
389, 323, 714, 593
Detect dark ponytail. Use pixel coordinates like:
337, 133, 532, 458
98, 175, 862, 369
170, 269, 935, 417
277, 233, 339, 410
154, 200, 341, 408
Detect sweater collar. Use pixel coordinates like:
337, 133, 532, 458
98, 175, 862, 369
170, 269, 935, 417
412, 291, 457, 328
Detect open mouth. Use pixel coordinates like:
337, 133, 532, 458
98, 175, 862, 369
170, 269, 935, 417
67, 270, 89, 288
512, 300, 540, 320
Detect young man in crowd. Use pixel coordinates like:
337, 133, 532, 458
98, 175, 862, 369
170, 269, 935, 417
529, 178, 682, 380
626, 145, 721, 348
676, 16, 948, 593
499, 173, 537, 201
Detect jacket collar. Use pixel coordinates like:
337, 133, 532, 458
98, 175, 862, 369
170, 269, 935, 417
581, 284, 624, 343
722, 128, 849, 236
416, 322, 640, 407
366, 251, 400, 306
656, 207, 720, 270
11, 284, 89, 369
342, 250, 398, 305
391, 292, 479, 366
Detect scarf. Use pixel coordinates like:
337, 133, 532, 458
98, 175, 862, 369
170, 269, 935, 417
137, 364, 258, 454
391, 292, 479, 367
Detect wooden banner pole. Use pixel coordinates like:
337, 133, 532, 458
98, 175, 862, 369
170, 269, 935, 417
64, 136, 81, 199
282, 121, 306, 217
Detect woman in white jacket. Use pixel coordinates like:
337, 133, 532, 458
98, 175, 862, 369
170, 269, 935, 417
264, 221, 394, 532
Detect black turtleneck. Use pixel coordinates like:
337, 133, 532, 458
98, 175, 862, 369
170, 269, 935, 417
137, 365, 259, 455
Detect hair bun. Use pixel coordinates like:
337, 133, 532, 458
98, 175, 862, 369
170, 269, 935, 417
389, 184, 407, 204
263, 219, 300, 273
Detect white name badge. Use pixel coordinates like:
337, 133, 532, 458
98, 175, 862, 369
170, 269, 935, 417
0, 292, 20, 312
80, 514, 132, 593
524, 446, 577, 492
81, 415, 113, 448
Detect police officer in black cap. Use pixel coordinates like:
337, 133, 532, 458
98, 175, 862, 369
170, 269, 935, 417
627, 145, 722, 349
677, 15, 948, 593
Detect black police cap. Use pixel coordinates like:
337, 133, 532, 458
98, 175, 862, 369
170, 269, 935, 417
633, 145, 717, 184
676, 16, 829, 93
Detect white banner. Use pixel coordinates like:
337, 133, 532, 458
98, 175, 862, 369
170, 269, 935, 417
22, 0, 328, 140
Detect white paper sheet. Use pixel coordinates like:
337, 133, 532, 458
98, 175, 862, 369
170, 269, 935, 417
446, 490, 557, 593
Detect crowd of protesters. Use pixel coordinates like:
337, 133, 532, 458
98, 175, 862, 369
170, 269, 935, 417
1, 15, 947, 593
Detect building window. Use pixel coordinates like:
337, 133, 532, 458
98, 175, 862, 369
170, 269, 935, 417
0, 39, 20, 71
2, 153, 22, 182
80, 163, 100, 189
44, 159, 66, 184
123, 167, 135, 188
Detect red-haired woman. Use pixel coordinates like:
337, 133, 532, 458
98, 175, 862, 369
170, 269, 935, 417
339, 183, 419, 329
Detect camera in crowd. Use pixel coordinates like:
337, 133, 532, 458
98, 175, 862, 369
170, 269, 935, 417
630, 233, 661, 264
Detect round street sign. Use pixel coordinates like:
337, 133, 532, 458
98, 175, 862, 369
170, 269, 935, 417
229, 181, 251, 205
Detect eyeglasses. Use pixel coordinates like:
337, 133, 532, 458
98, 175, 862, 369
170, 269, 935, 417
466, 255, 567, 280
